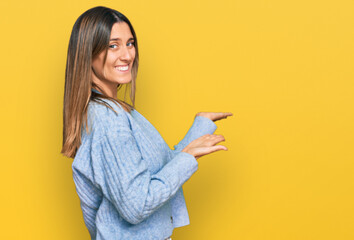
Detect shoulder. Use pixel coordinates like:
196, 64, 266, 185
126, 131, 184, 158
87, 99, 131, 134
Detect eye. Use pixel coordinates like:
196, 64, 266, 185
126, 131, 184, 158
127, 41, 135, 47
109, 44, 118, 49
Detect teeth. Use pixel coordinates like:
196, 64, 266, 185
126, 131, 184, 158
116, 65, 128, 71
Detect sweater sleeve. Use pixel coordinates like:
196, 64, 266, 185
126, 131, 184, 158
171, 115, 218, 155
90, 107, 199, 225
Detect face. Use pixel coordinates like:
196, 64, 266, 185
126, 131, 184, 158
91, 22, 136, 97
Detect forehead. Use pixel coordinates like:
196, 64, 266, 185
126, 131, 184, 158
110, 22, 133, 40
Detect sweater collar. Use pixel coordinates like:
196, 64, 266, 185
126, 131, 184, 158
91, 88, 102, 95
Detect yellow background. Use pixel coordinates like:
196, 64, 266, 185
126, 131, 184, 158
1, 0, 353, 239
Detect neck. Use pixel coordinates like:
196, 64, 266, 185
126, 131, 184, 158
92, 77, 118, 99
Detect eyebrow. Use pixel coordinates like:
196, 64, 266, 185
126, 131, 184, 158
110, 37, 135, 41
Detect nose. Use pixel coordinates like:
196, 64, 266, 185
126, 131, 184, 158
119, 45, 133, 62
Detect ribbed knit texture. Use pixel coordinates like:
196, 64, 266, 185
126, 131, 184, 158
72, 88, 217, 240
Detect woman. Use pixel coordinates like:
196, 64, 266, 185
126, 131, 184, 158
61, 6, 233, 240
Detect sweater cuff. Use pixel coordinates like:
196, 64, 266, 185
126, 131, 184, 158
157, 151, 198, 191
193, 115, 217, 135
172, 151, 198, 183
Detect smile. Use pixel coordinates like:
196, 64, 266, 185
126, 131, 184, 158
115, 65, 129, 72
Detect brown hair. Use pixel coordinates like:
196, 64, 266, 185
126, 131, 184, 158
61, 6, 139, 158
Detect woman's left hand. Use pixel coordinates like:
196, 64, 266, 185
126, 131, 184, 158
196, 112, 233, 122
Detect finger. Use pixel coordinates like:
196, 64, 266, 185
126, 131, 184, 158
222, 112, 233, 118
206, 135, 225, 146
212, 112, 233, 121
210, 145, 228, 152
212, 134, 225, 141
206, 134, 224, 139
201, 134, 224, 145
194, 144, 228, 157
203, 135, 218, 143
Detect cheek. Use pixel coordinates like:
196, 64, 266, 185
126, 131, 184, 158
104, 55, 115, 71
130, 49, 136, 60
104, 54, 116, 68
92, 54, 106, 72
92, 60, 103, 74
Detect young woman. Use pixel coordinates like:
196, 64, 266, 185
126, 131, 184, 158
61, 6, 233, 240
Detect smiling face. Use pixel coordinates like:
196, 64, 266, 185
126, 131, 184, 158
91, 22, 136, 98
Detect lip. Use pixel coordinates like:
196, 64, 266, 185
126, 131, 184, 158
115, 64, 130, 73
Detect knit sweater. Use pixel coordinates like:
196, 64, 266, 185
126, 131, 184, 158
72, 88, 217, 240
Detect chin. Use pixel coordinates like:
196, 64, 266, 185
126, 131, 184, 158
117, 78, 132, 84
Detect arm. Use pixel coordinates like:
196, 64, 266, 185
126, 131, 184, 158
90, 106, 199, 225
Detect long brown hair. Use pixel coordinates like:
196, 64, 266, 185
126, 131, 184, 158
61, 6, 139, 159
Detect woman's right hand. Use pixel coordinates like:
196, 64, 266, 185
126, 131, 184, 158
181, 134, 227, 160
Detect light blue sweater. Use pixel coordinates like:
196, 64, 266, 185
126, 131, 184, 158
72, 88, 217, 240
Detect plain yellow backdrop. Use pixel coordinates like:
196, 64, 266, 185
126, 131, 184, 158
0, 0, 353, 239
